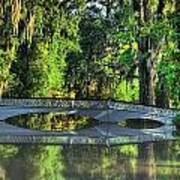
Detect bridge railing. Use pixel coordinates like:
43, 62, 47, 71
0, 98, 178, 116
0, 98, 109, 109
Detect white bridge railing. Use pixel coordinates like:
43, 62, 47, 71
0, 98, 178, 116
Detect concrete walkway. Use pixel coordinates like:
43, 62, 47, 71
0, 100, 178, 145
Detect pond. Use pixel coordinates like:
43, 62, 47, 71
0, 141, 180, 180
5, 112, 165, 132
6, 112, 98, 132
118, 118, 164, 129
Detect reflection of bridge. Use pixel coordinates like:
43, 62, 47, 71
0, 98, 179, 145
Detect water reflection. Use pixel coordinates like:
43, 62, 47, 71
0, 141, 180, 180
6, 113, 98, 132
118, 119, 164, 129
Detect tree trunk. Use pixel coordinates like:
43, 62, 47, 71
0, 82, 3, 97
138, 38, 156, 105
138, 0, 156, 105
156, 75, 170, 108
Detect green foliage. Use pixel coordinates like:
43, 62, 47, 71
157, 61, 180, 107
0, 0, 179, 108
112, 4, 138, 78
173, 114, 180, 128
115, 79, 139, 102
140, 19, 170, 41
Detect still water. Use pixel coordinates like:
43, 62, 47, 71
0, 141, 180, 180
6, 113, 164, 131
6, 113, 98, 132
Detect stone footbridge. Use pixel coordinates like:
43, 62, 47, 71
0, 98, 179, 146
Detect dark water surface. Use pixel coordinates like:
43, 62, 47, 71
118, 118, 164, 129
0, 141, 180, 180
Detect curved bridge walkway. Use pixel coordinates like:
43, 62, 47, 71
0, 98, 179, 146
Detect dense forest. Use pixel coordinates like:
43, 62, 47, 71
0, 0, 179, 108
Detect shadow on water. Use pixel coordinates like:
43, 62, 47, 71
0, 141, 180, 180
118, 118, 164, 129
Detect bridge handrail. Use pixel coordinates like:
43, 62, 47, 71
0, 98, 178, 115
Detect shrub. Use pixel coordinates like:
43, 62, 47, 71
173, 114, 180, 129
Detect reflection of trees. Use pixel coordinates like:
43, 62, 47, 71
0, 141, 179, 179
7, 113, 96, 132
2, 145, 139, 180
0, 145, 18, 180
62, 145, 138, 179
0, 166, 6, 180
0, 145, 18, 159
136, 141, 180, 180
154, 141, 180, 179
6, 145, 65, 180
136, 143, 156, 180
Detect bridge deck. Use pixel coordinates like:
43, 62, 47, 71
0, 99, 178, 145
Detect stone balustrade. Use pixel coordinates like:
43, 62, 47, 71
0, 98, 178, 116
0, 98, 108, 109
108, 101, 178, 116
